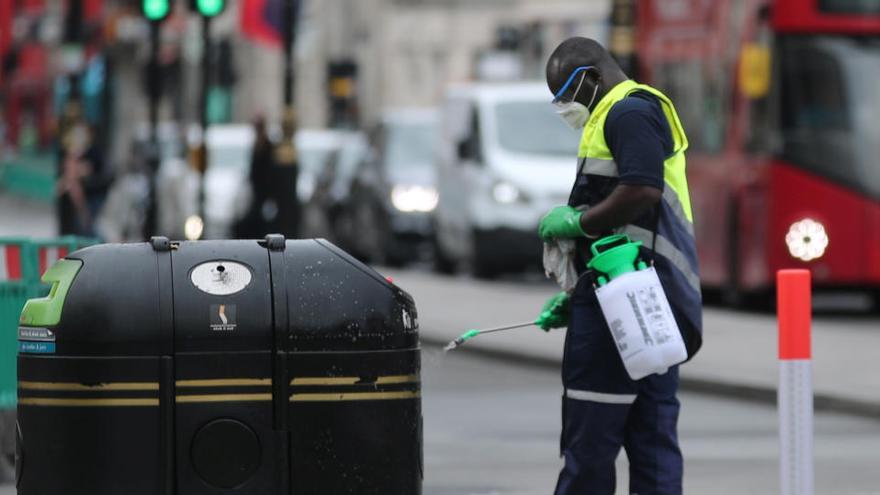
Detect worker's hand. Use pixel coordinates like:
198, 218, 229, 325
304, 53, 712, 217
534, 291, 570, 331
538, 206, 585, 241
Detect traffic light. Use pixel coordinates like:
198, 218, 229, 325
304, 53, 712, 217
142, 0, 171, 22
191, 0, 225, 17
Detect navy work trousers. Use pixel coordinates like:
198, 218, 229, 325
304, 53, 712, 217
554, 278, 683, 495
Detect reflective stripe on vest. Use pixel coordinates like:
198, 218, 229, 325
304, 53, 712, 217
618, 225, 702, 294
578, 157, 694, 237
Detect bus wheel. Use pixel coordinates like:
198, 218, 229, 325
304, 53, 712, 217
722, 201, 743, 308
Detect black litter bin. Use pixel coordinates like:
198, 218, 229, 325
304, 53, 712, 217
15, 235, 422, 495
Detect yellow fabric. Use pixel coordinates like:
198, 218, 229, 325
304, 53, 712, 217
577, 80, 693, 223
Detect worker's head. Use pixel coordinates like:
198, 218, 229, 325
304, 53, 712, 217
546, 37, 628, 128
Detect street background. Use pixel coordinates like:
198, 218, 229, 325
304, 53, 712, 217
2, 0, 880, 493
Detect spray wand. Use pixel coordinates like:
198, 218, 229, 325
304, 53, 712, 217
443, 321, 537, 352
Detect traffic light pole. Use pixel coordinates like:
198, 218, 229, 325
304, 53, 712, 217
197, 14, 211, 228
272, 0, 300, 238
144, 21, 161, 239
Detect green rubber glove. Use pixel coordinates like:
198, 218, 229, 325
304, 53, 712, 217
538, 205, 585, 241
534, 291, 571, 331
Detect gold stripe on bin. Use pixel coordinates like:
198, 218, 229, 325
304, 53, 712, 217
18, 397, 159, 407
18, 381, 160, 391
290, 374, 420, 386
175, 378, 272, 388
290, 391, 420, 402
175, 393, 273, 404
375, 374, 419, 385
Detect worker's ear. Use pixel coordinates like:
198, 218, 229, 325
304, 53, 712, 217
584, 66, 602, 84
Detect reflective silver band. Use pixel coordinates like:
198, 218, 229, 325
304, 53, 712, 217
662, 186, 694, 236
565, 388, 637, 404
578, 157, 617, 177
619, 225, 702, 294
577, 158, 694, 236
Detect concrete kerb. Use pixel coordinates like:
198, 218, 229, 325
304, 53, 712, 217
421, 335, 880, 421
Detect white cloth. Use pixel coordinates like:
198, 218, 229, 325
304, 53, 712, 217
543, 239, 579, 292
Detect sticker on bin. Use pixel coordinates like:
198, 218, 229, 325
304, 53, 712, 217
0, 245, 23, 281
18, 327, 56, 342
19, 341, 56, 354
210, 304, 237, 332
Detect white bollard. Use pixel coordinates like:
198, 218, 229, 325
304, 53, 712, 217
777, 269, 813, 495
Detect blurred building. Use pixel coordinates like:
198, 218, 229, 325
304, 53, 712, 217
235, 0, 611, 129
2, 0, 610, 175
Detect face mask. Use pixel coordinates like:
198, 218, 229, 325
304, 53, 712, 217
554, 78, 600, 130
556, 101, 590, 130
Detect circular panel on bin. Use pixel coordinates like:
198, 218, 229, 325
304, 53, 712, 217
190, 261, 252, 295
191, 418, 261, 489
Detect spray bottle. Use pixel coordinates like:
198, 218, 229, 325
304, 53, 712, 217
587, 234, 687, 380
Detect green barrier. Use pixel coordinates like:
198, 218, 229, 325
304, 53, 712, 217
0, 238, 36, 413
0, 236, 97, 409
0, 153, 57, 203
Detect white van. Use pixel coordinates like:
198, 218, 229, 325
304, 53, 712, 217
433, 82, 580, 277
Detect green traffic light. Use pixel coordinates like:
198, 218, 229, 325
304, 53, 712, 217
142, 0, 170, 21
196, 0, 225, 17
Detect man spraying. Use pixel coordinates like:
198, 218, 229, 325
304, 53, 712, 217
535, 37, 703, 494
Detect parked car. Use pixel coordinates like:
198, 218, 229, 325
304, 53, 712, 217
339, 109, 439, 265
433, 82, 578, 277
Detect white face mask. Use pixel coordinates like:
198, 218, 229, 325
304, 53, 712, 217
555, 101, 590, 130
554, 78, 600, 130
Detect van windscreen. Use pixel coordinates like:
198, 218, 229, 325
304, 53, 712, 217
494, 101, 579, 157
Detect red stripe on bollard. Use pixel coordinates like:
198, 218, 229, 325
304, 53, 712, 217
777, 269, 811, 360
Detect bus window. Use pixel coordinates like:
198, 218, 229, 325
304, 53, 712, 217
778, 36, 880, 199
653, 61, 727, 154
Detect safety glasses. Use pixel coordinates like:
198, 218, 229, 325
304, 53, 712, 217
552, 66, 594, 105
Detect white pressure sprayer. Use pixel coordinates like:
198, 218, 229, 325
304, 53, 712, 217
587, 234, 688, 380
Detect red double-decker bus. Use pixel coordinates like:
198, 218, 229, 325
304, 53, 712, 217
631, 0, 880, 305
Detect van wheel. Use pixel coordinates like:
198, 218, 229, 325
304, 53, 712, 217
431, 232, 457, 275
471, 230, 500, 279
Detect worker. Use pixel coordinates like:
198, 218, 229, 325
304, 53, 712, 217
535, 37, 703, 494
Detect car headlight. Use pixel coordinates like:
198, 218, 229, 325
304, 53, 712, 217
391, 185, 439, 213
785, 218, 828, 262
492, 181, 527, 204
185, 215, 204, 240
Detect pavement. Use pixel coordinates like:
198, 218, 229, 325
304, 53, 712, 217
385, 268, 880, 419
0, 194, 56, 237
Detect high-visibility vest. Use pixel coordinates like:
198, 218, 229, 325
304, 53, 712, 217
576, 79, 700, 295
